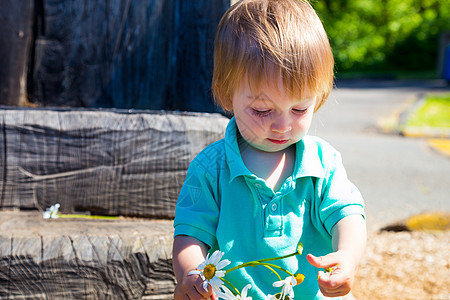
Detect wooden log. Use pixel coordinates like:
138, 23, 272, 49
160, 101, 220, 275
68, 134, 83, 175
0, 0, 34, 106
31, 0, 174, 108
171, 0, 230, 112
30, 0, 230, 112
0, 211, 175, 299
0, 108, 229, 218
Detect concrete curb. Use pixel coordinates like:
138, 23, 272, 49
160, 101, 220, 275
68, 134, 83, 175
400, 126, 450, 139
395, 94, 450, 157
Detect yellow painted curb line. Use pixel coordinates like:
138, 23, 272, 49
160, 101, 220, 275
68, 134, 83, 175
428, 139, 450, 157
406, 212, 450, 231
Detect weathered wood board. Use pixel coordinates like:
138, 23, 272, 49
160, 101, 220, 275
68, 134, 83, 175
0, 0, 34, 106
0, 211, 175, 299
0, 0, 230, 112
0, 108, 229, 218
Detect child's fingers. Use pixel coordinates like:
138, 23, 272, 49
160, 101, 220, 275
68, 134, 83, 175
194, 282, 215, 299
318, 282, 352, 298
175, 274, 215, 300
209, 294, 219, 300
317, 267, 352, 297
306, 253, 339, 269
174, 284, 199, 300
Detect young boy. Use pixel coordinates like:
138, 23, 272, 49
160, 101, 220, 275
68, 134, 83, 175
172, 0, 366, 299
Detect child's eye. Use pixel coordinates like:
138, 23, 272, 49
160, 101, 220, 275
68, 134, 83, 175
292, 108, 307, 115
251, 108, 271, 117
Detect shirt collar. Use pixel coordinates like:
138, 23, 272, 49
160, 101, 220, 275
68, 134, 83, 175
224, 117, 325, 182
292, 137, 326, 179
224, 117, 253, 182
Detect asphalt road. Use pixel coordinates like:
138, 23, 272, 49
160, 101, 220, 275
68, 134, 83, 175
309, 79, 450, 231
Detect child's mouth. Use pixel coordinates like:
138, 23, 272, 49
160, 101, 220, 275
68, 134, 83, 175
267, 138, 289, 144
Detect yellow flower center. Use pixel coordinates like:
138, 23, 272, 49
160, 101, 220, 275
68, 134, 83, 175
295, 273, 305, 285
203, 264, 217, 280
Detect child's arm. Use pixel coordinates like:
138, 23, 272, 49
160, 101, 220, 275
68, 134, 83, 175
172, 235, 218, 300
307, 214, 367, 297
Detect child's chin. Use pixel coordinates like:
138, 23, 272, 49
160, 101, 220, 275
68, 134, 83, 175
254, 143, 293, 153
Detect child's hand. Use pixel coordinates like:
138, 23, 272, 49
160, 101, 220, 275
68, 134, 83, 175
174, 271, 218, 300
307, 251, 356, 298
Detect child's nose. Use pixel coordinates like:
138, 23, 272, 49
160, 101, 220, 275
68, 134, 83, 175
271, 117, 292, 133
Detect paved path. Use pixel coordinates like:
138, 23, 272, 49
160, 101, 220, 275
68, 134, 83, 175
309, 80, 450, 231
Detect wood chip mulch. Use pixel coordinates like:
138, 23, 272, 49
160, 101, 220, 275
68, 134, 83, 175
352, 230, 450, 300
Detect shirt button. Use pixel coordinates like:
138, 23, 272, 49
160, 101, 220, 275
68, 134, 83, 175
271, 203, 278, 212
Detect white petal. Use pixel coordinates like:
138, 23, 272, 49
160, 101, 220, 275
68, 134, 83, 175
203, 252, 212, 264
203, 280, 210, 292
216, 287, 235, 300
198, 261, 207, 269
209, 250, 224, 265
209, 277, 224, 291
272, 280, 283, 287
241, 284, 252, 297
215, 292, 232, 299
188, 270, 201, 276
215, 270, 226, 278
216, 259, 231, 270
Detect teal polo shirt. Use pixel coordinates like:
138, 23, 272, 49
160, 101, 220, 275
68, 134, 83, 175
174, 117, 365, 300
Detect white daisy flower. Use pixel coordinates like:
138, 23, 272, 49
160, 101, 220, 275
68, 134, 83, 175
318, 265, 337, 280
272, 276, 298, 299
217, 284, 252, 299
188, 250, 231, 292
43, 203, 60, 219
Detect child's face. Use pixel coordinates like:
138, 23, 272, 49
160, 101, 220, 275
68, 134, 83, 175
232, 76, 316, 153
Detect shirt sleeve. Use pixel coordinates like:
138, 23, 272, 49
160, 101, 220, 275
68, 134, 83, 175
316, 151, 365, 235
173, 155, 220, 249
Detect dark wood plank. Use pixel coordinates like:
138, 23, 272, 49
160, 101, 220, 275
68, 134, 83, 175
31, 0, 173, 108
0, 211, 175, 299
171, 0, 230, 112
0, 0, 34, 106
0, 108, 228, 217
29, 0, 230, 112
0, 1, 231, 111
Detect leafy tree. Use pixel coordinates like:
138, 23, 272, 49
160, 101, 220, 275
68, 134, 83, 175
312, 0, 450, 74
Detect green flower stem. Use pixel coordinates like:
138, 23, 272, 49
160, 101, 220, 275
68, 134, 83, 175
261, 264, 282, 281
256, 262, 295, 277
254, 251, 300, 264
226, 261, 294, 277
220, 277, 240, 296
225, 251, 299, 274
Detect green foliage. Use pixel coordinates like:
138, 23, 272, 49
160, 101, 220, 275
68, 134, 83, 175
406, 94, 450, 128
311, 0, 450, 74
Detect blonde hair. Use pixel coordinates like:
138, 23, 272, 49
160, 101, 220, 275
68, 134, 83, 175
212, 0, 334, 112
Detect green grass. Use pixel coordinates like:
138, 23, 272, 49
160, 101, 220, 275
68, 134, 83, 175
406, 94, 450, 128
335, 69, 437, 80
57, 213, 119, 220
